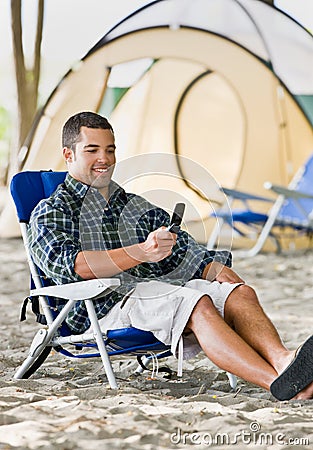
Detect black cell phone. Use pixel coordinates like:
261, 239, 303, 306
166, 203, 185, 233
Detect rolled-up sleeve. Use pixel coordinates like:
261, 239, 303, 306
27, 201, 83, 284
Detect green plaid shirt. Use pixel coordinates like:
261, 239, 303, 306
28, 174, 232, 333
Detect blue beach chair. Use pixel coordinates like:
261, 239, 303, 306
11, 170, 238, 390
208, 154, 313, 257
10, 171, 173, 388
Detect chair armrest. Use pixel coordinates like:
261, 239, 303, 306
30, 278, 120, 300
221, 187, 274, 203
264, 182, 313, 200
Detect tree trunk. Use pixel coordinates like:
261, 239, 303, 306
9, 0, 44, 178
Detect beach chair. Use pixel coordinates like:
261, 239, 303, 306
207, 153, 313, 257
11, 170, 238, 390
10, 171, 174, 389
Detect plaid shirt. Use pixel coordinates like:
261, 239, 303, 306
28, 174, 232, 333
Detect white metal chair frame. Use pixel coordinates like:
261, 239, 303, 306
208, 154, 313, 257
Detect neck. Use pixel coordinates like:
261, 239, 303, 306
98, 186, 110, 201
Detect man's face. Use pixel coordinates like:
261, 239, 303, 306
63, 126, 116, 190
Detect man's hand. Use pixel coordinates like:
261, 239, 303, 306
203, 261, 245, 284
140, 227, 177, 263
75, 227, 177, 278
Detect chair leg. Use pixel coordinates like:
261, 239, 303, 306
207, 217, 224, 249
84, 299, 118, 389
14, 300, 79, 379
14, 329, 51, 379
236, 196, 285, 257
226, 372, 237, 390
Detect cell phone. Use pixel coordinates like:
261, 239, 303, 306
166, 203, 185, 233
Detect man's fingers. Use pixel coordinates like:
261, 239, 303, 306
156, 228, 176, 239
142, 228, 177, 262
156, 229, 177, 245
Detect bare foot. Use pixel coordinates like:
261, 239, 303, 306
274, 349, 296, 375
293, 381, 313, 400
270, 335, 313, 401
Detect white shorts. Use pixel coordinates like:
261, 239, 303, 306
98, 279, 242, 360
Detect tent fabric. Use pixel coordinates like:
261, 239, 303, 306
1, 0, 312, 244
95, 0, 313, 94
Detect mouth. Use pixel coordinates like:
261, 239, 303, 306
93, 167, 110, 174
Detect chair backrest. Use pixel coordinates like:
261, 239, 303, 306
10, 171, 69, 329
10, 171, 67, 223
278, 154, 313, 223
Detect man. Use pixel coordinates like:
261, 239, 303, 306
28, 111, 313, 400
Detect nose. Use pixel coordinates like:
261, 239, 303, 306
97, 150, 110, 164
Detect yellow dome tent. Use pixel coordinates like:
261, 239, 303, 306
1, 0, 312, 247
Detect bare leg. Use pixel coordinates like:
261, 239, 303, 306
223, 285, 294, 374
186, 295, 278, 390
187, 291, 313, 399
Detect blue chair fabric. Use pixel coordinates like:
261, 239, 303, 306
10, 170, 171, 382
208, 154, 313, 256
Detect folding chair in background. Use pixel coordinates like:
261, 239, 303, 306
11, 170, 237, 390
207, 153, 313, 257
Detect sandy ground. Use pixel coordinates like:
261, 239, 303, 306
0, 237, 312, 449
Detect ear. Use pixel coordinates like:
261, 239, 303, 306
63, 147, 73, 163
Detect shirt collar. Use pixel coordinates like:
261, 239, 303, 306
64, 173, 126, 203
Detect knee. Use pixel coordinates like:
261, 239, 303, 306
236, 284, 258, 300
228, 284, 260, 309
186, 295, 218, 330
224, 284, 260, 326
193, 295, 217, 315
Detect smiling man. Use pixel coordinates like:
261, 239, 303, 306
27, 111, 313, 401
62, 124, 116, 197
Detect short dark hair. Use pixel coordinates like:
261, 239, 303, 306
62, 111, 114, 149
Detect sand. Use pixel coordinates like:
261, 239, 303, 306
0, 237, 312, 449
